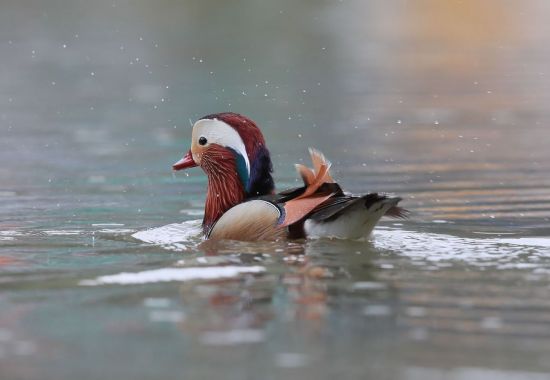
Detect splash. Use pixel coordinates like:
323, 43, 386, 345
79, 265, 265, 286
131, 220, 203, 250
373, 228, 550, 267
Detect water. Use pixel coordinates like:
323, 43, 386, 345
2, 0, 550, 379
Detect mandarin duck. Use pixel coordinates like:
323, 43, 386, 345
173, 112, 406, 241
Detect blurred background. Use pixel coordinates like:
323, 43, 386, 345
2, 1, 550, 379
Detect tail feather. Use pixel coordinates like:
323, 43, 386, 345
308, 148, 334, 184
385, 205, 409, 219
294, 148, 335, 200
294, 163, 315, 186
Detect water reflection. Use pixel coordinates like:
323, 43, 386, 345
171, 240, 378, 346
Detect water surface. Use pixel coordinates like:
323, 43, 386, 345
2, 1, 550, 379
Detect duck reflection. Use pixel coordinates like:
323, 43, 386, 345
176, 238, 384, 343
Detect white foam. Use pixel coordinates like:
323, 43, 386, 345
199, 329, 265, 346
363, 304, 392, 316
373, 229, 550, 266
132, 220, 202, 247
97, 228, 137, 234
495, 237, 550, 248
0, 230, 25, 237
351, 281, 387, 290
42, 229, 83, 236
79, 265, 265, 286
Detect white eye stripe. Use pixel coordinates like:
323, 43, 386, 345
193, 118, 250, 175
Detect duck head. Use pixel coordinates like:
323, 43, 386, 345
173, 112, 275, 231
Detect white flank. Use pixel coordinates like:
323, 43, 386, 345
79, 265, 265, 286
304, 198, 397, 239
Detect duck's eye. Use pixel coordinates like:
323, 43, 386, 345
198, 136, 208, 146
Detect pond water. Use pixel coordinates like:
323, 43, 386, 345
2, 1, 550, 379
